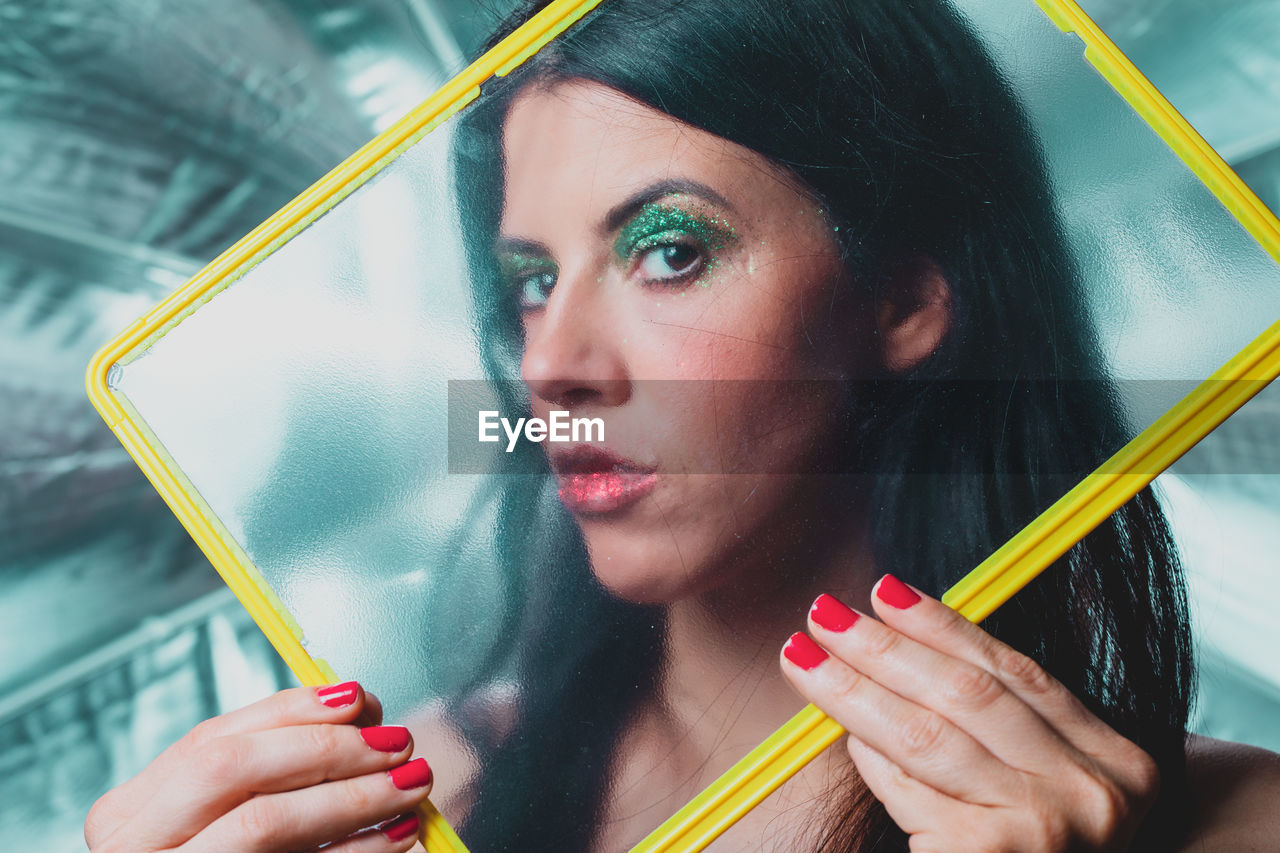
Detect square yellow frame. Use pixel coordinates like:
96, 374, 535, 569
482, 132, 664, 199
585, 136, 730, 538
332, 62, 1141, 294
86, 0, 1280, 849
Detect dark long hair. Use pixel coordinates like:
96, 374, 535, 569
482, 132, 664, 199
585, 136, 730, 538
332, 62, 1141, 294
448, 1, 1195, 850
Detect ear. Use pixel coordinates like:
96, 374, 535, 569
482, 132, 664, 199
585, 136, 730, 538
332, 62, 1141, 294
876, 256, 953, 372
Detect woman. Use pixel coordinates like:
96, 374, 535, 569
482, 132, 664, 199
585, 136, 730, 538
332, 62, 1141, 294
85, 0, 1280, 851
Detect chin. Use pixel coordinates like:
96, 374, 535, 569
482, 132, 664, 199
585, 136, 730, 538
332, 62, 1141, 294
582, 532, 702, 604
587, 555, 683, 604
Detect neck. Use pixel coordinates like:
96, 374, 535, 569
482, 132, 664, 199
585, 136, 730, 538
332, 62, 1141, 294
653, 477, 878, 775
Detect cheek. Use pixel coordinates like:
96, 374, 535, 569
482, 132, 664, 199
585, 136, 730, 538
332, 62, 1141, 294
711, 249, 856, 377
623, 288, 809, 382
671, 307, 859, 474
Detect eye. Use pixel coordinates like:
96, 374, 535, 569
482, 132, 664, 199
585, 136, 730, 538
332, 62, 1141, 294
636, 241, 703, 283
515, 270, 557, 310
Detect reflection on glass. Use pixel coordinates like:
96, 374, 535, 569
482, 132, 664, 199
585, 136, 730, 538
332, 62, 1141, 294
109, 0, 1280, 850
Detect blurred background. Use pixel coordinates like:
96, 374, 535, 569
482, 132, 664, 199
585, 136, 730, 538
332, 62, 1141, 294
1, 0, 1278, 850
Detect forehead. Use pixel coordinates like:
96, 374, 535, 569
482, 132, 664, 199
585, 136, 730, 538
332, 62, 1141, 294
499, 79, 789, 230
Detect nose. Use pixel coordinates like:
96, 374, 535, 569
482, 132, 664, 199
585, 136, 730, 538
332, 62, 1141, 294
520, 265, 631, 410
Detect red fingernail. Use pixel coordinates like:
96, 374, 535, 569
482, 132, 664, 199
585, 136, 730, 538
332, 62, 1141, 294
811, 593, 860, 632
316, 681, 360, 708
783, 632, 829, 671
875, 574, 922, 609
379, 811, 420, 842
360, 726, 410, 753
389, 758, 433, 790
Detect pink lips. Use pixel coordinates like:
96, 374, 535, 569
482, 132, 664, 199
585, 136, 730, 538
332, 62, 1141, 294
550, 445, 657, 515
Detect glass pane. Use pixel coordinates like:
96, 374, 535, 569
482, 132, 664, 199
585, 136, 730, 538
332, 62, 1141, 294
105, 0, 1280, 848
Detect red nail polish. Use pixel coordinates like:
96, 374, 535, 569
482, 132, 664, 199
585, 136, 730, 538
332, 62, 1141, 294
389, 758, 433, 790
379, 812, 420, 842
360, 726, 411, 753
316, 681, 360, 708
783, 632, 829, 670
876, 574, 922, 609
811, 593, 860, 632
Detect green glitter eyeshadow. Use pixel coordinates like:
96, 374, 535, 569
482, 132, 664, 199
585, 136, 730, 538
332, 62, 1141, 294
613, 202, 736, 261
496, 250, 558, 307
497, 250, 556, 278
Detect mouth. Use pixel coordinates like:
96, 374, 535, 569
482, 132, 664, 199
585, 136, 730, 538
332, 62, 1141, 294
549, 445, 658, 515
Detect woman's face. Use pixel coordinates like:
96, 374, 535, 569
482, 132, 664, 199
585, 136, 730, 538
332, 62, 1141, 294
498, 79, 878, 604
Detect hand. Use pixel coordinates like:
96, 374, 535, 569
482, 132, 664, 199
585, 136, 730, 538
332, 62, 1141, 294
780, 575, 1160, 853
85, 682, 431, 852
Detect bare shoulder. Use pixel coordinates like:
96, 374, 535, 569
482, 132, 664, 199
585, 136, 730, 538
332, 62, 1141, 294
1178, 733, 1280, 851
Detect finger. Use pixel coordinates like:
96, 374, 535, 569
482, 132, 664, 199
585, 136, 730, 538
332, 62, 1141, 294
866, 579, 1162, 821
304, 811, 421, 853
808, 592, 1075, 772
780, 632, 1016, 805
868, 575, 1119, 753
180, 758, 434, 853
360, 692, 386, 727
844, 734, 963, 838
105, 723, 414, 850
99, 682, 370, 835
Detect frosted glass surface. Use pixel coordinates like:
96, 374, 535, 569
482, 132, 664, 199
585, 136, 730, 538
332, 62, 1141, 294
116, 124, 494, 708
107, 0, 1280, 848
962, 0, 1280, 424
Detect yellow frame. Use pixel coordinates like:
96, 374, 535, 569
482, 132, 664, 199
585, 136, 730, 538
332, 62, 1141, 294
85, 0, 1280, 850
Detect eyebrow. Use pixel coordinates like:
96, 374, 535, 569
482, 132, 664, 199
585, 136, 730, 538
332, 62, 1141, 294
601, 179, 734, 234
494, 178, 734, 257
492, 236, 551, 258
